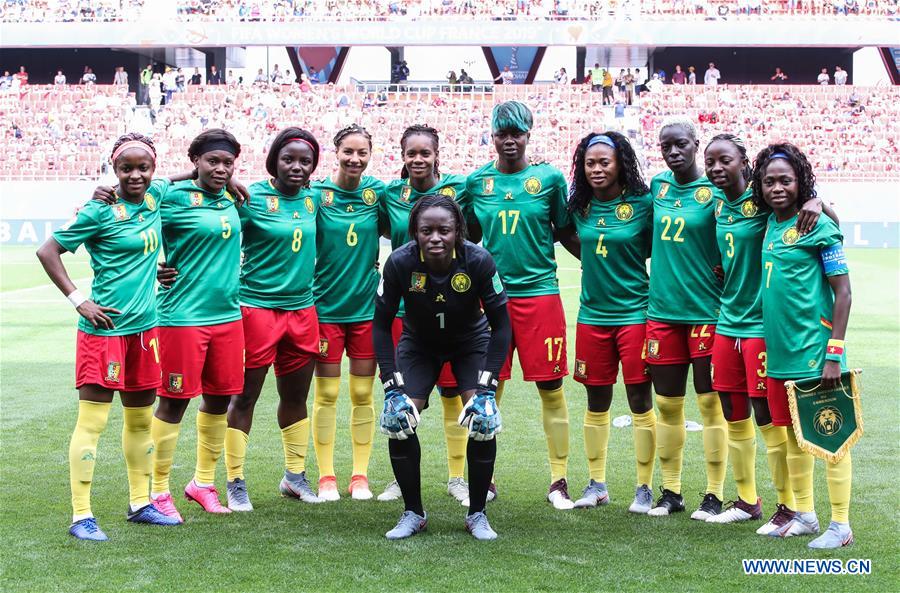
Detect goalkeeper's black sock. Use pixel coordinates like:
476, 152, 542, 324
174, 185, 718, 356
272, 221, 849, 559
466, 438, 496, 515
389, 434, 424, 516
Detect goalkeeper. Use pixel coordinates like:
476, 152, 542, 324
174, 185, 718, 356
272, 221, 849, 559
372, 194, 511, 541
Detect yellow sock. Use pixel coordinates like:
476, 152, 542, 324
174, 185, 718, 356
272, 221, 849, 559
121, 405, 153, 508
785, 428, 815, 512
727, 418, 757, 502
281, 418, 310, 474
583, 410, 610, 482
826, 452, 852, 523
348, 374, 375, 477
151, 416, 181, 495
69, 400, 111, 519
312, 376, 340, 478
494, 381, 505, 407
656, 395, 685, 494
759, 423, 794, 508
697, 391, 727, 499
224, 427, 249, 481
441, 395, 468, 480
538, 386, 569, 483
194, 411, 227, 485
631, 409, 657, 488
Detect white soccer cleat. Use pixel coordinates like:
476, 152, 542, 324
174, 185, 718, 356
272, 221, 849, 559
706, 498, 762, 524
447, 477, 469, 503
573, 480, 610, 509
377, 480, 402, 502
226, 478, 254, 512
771, 511, 819, 538
756, 504, 795, 535
628, 484, 653, 514
808, 521, 853, 549
547, 478, 575, 510
348, 475, 373, 500
317, 476, 340, 502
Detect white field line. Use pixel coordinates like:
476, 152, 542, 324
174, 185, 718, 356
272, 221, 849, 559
0, 278, 91, 298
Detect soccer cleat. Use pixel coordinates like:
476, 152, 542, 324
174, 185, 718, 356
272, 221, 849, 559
127, 503, 182, 526
377, 480, 402, 502
647, 488, 685, 516
184, 480, 232, 514
226, 478, 254, 512
771, 511, 819, 538
547, 478, 575, 510
348, 475, 374, 500
447, 477, 469, 503
628, 484, 654, 514
69, 517, 108, 541
691, 493, 723, 521
573, 480, 610, 508
461, 483, 497, 508
150, 492, 184, 523
279, 470, 322, 503
385, 510, 427, 540
706, 498, 763, 524
808, 521, 853, 549
465, 511, 498, 541
317, 476, 340, 502
756, 504, 796, 536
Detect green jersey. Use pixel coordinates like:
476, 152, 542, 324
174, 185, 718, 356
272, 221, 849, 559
465, 162, 571, 297
239, 180, 317, 310
573, 192, 653, 326
714, 187, 768, 337
383, 174, 469, 317
647, 171, 722, 324
761, 215, 849, 380
53, 197, 161, 336
313, 176, 386, 323
151, 179, 242, 327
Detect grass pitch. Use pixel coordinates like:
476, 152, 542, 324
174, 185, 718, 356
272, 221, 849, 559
1, 245, 897, 592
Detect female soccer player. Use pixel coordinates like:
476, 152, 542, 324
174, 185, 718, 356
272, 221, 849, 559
311, 124, 386, 501
703, 135, 834, 529
465, 101, 579, 509
222, 128, 323, 510
378, 124, 473, 504
566, 132, 657, 513
755, 144, 854, 549
372, 194, 510, 540
37, 133, 179, 540
645, 119, 727, 520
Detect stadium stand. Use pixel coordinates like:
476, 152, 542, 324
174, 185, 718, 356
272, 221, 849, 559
0, 83, 896, 182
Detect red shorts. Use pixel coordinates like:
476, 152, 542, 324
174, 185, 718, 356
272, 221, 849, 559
391, 317, 458, 389
765, 378, 793, 427
574, 323, 648, 386
243, 305, 318, 376
711, 335, 767, 397
158, 320, 245, 399
645, 320, 716, 365
75, 328, 161, 391
318, 321, 375, 364
501, 294, 568, 382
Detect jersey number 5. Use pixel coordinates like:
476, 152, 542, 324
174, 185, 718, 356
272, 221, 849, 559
220, 216, 232, 239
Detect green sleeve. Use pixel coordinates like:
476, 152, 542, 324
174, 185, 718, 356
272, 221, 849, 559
52, 205, 101, 253
550, 170, 572, 230
147, 178, 171, 202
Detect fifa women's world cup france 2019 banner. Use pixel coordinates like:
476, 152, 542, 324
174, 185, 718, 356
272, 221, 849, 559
786, 370, 863, 463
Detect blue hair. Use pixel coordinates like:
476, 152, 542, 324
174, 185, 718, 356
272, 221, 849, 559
491, 101, 533, 133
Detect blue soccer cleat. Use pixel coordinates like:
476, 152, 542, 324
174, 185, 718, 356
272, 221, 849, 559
574, 480, 610, 508
808, 521, 853, 549
69, 517, 109, 541
127, 503, 182, 526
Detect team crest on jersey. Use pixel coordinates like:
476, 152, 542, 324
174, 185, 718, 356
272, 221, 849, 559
267, 196, 279, 212
715, 200, 724, 218
524, 176, 542, 195
741, 200, 758, 217
410, 272, 428, 293
483, 177, 494, 194
439, 186, 457, 199
321, 190, 334, 207
615, 203, 634, 221
401, 186, 412, 202
168, 373, 184, 394
451, 273, 471, 293
144, 194, 156, 211
318, 338, 329, 356
362, 188, 378, 206
111, 204, 129, 222
782, 227, 800, 245
656, 183, 670, 200
305, 197, 315, 214
694, 187, 713, 204
190, 192, 204, 207
106, 361, 121, 383
574, 359, 587, 379
647, 339, 660, 360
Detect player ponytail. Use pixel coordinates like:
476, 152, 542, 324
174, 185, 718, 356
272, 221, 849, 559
750, 143, 817, 210
266, 127, 320, 178
408, 193, 468, 254
568, 131, 648, 216
399, 124, 440, 179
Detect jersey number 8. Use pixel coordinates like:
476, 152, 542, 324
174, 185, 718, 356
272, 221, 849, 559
291, 228, 303, 252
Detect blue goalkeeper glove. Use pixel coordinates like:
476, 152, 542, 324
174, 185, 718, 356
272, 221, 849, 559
458, 371, 502, 441
379, 373, 419, 440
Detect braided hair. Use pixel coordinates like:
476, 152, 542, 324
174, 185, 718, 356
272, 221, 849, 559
705, 133, 752, 182
407, 193, 468, 255
750, 143, 817, 210
568, 131, 648, 216
110, 132, 156, 163
399, 124, 440, 179
265, 127, 320, 178
333, 124, 372, 149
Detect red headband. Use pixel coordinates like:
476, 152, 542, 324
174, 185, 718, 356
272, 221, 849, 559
286, 137, 316, 152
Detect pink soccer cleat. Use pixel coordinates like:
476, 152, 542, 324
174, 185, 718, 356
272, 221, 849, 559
184, 480, 232, 514
150, 492, 184, 523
